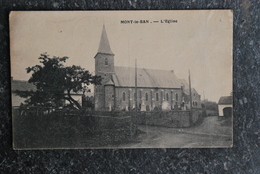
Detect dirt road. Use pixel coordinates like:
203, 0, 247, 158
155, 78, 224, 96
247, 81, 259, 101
119, 116, 232, 148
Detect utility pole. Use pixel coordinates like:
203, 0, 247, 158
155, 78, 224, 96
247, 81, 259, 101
203, 90, 208, 118
135, 59, 138, 112
135, 59, 138, 134
189, 70, 193, 126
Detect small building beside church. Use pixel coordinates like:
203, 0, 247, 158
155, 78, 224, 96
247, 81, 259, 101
94, 25, 201, 111
11, 77, 89, 108
11, 78, 36, 107
218, 96, 232, 116
179, 79, 202, 110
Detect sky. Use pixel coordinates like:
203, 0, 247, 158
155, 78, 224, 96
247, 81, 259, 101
10, 10, 233, 102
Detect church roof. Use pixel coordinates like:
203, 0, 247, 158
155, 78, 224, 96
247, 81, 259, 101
183, 88, 198, 95
104, 79, 115, 86
218, 96, 232, 105
97, 25, 114, 55
112, 66, 182, 88
179, 79, 189, 87
178, 79, 200, 96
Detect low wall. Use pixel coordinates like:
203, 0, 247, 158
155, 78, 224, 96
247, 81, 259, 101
191, 108, 201, 125
88, 109, 202, 128
136, 111, 191, 127
13, 108, 135, 149
85, 115, 136, 144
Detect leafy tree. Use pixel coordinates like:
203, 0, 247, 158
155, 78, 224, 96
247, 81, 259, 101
14, 53, 102, 110
201, 100, 218, 112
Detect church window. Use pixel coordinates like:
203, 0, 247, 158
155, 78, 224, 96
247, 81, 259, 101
139, 90, 142, 102
145, 93, 148, 101
176, 93, 178, 101
105, 58, 108, 65
156, 93, 159, 101
166, 93, 169, 101
123, 92, 126, 101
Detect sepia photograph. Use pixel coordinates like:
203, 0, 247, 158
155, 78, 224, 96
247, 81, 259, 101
10, 10, 233, 149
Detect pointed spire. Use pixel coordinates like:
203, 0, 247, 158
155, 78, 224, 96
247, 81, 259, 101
97, 25, 114, 55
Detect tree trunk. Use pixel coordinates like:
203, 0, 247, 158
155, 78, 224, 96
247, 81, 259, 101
67, 90, 82, 110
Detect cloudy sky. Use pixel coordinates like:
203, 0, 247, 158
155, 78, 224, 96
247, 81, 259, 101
10, 10, 232, 102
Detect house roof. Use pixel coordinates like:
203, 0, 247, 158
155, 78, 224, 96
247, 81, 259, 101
218, 96, 232, 105
11, 80, 36, 92
97, 25, 114, 55
178, 79, 200, 96
12, 80, 89, 96
184, 88, 198, 95
112, 66, 182, 88
179, 79, 189, 88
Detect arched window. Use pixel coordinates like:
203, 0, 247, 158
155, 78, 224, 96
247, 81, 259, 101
166, 93, 169, 101
123, 92, 126, 101
176, 93, 178, 101
145, 93, 148, 101
105, 58, 108, 65
156, 93, 159, 101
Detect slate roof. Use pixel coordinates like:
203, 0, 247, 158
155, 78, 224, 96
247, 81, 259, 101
11, 80, 36, 92
111, 66, 182, 88
218, 96, 232, 105
184, 88, 198, 95
178, 79, 200, 96
179, 79, 189, 88
104, 79, 115, 86
97, 25, 114, 55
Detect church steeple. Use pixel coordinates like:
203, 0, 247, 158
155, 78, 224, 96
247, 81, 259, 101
97, 25, 114, 55
94, 25, 115, 111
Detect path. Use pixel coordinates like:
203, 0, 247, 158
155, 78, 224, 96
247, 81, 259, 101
119, 116, 232, 148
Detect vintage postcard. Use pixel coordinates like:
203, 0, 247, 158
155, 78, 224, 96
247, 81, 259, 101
10, 10, 233, 149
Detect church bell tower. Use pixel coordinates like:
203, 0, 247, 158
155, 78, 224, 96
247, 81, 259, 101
94, 25, 115, 111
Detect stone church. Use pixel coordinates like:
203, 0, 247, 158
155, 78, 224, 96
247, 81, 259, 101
94, 25, 201, 111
